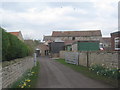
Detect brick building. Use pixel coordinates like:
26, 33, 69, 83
100, 37, 111, 51
111, 31, 120, 51
36, 43, 49, 56
43, 30, 102, 42
9, 31, 24, 42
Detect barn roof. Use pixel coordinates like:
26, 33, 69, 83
52, 30, 102, 37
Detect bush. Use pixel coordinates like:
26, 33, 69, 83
89, 64, 120, 79
1, 27, 31, 61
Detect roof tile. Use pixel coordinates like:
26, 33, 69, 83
52, 30, 102, 37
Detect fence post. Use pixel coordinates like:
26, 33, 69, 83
86, 51, 89, 67
34, 53, 37, 66
77, 52, 79, 65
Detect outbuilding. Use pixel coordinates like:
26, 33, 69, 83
72, 41, 100, 51
48, 42, 65, 57
111, 31, 120, 51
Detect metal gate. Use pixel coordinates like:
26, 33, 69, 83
65, 52, 79, 65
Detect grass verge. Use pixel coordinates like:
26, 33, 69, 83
55, 59, 118, 87
10, 61, 40, 88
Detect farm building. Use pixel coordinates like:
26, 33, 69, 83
65, 44, 72, 51
9, 31, 24, 42
72, 41, 100, 51
111, 31, 120, 51
36, 43, 49, 56
100, 37, 111, 51
64, 40, 75, 51
48, 42, 65, 57
43, 30, 102, 42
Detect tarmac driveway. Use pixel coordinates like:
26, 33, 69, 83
36, 57, 113, 88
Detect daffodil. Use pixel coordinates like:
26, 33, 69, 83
23, 82, 26, 86
104, 73, 106, 76
102, 64, 104, 66
32, 72, 35, 74
112, 71, 115, 74
28, 85, 31, 87
97, 71, 99, 75
27, 80, 31, 82
21, 86, 24, 88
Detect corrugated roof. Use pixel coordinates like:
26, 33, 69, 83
64, 40, 76, 45
52, 30, 102, 37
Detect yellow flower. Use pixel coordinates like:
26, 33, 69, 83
32, 72, 35, 74
23, 82, 26, 86
27, 80, 31, 82
21, 86, 24, 88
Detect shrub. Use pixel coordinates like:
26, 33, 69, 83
89, 64, 120, 79
1, 27, 31, 61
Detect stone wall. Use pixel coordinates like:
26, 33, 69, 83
88, 51, 119, 68
2, 57, 34, 88
0, 65, 2, 90
44, 36, 102, 42
59, 51, 66, 59
60, 51, 119, 68
79, 52, 88, 67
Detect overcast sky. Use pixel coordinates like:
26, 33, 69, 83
0, 0, 119, 41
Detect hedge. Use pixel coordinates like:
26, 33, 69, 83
1, 27, 31, 61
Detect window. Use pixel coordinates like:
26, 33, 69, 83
114, 37, 120, 50
72, 37, 75, 40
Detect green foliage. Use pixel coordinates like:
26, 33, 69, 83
89, 65, 120, 79
24, 40, 35, 55
1, 28, 31, 61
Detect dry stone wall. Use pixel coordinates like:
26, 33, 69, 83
0, 65, 2, 90
59, 51, 66, 59
88, 51, 119, 68
60, 51, 119, 69
2, 57, 34, 88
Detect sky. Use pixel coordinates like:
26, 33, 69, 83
0, 0, 119, 41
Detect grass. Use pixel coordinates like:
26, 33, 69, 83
55, 59, 119, 87
10, 61, 40, 88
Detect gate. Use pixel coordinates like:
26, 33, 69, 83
65, 52, 79, 65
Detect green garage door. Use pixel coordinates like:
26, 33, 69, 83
78, 42, 99, 51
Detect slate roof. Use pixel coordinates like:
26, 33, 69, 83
52, 30, 102, 37
111, 31, 120, 36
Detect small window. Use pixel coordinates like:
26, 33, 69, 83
72, 37, 75, 40
115, 37, 120, 50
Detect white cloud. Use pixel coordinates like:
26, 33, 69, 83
1, 6, 87, 25
21, 6, 87, 24
0, 1, 118, 40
